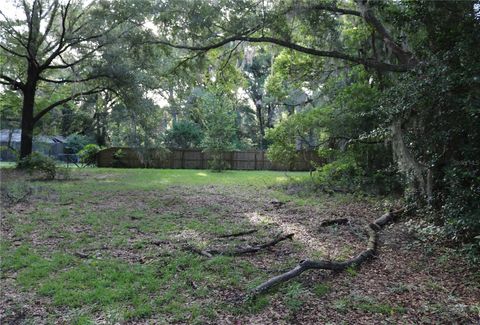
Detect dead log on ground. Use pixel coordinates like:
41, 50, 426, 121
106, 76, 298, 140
74, 251, 89, 259
185, 246, 213, 258
186, 233, 294, 257
252, 208, 405, 295
218, 229, 258, 238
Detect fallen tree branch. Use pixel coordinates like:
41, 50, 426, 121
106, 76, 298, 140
218, 229, 258, 238
187, 233, 294, 257
252, 208, 405, 295
74, 251, 89, 259
185, 246, 213, 258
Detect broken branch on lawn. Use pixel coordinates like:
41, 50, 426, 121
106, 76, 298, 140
218, 229, 258, 238
187, 233, 294, 257
252, 208, 405, 295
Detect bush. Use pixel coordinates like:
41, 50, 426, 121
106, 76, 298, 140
0, 145, 18, 161
65, 134, 95, 154
164, 121, 203, 149
441, 166, 480, 247
78, 144, 100, 166
208, 154, 230, 172
200, 92, 237, 172
17, 153, 56, 180
313, 154, 362, 191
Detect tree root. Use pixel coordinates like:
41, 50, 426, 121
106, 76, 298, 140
186, 233, 294, 257
252, 208, 405, 295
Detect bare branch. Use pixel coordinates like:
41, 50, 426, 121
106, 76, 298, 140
297, 4, 361, 17
0, 42, 29, 59
33, 87, 106, 123
0, 74, 25, 91
356, 0, 417, 66
0, 10, 30, 50
152, 36, 411, 72
43, 43, 106, 70
36, 0, 60, 49
38, 1, 71, 71
38, 74, 109, 84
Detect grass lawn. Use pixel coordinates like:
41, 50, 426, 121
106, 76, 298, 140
1, 168, 479, 324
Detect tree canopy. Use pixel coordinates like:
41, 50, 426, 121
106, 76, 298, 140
1, 0, 479, 253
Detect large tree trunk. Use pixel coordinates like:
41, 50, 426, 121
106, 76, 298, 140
255, 100, 265, 149
19, 68, 38, 159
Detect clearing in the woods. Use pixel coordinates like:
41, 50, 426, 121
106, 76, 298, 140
1, 168, 479, 324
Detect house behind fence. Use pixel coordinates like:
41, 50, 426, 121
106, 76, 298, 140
0, 129, 65, 161
97, 147, 322, 171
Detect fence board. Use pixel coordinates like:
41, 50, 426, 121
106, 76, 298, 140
96, 147, 322, 171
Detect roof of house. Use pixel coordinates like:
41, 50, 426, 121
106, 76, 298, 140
0, 129, 66, 144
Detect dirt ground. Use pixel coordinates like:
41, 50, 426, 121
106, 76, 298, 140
1, 169, 479, 324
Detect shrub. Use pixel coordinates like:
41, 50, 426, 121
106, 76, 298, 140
200, 92, 237, 172
0, 145, 18, 161
17, 153, 56, 180
164, 121, 203, 149
65, 134, 95, 154
208, 155, 230, 172
78, 144, 100, 166
313, 154, 362, 191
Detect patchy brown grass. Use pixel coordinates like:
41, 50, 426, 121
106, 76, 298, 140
1, 169, 479, 324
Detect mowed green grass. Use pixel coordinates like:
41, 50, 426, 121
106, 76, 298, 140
75, 167, 307, 188
1, 168, 310, 324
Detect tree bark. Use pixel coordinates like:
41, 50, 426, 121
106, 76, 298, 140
255, 100, 266, 149
19, 64, 39, 159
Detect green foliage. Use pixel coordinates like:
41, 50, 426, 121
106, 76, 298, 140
65, 134, 95, 154
332, 295, 405, 315
78, 144, 101, 166
313, 154, 362, 191
265, 124, 298, 169
200, 92, 238, 172
164, 120, 203, 149
313, 283, 331, 297
265, 108, 323, 169
283, 282, 305, 313
442, 165, 480, 256
17, 153, 56, 180
0, 90, 22, 129
380, 6, 480, 250
0, 145, 17, 160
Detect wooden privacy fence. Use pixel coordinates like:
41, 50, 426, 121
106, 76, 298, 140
96, 147, 322, 171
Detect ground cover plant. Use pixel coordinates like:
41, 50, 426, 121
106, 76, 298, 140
1, 168, 478, 324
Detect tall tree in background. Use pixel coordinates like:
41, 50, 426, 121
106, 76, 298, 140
0, 0, 138, 158
241, 47, 274, 149
150, 0, 479, 243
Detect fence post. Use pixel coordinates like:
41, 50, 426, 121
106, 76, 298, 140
181, 150, 185, 169
169, 151, 173, 168
254, 151, 257, 170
